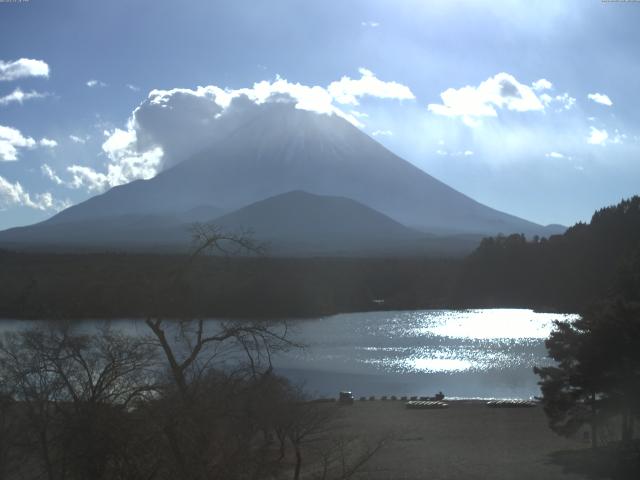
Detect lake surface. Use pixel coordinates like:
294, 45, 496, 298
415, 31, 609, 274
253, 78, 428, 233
272, 309, 579, 399
0, 309, 578, 400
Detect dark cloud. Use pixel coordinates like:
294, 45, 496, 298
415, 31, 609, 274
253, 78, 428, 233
499, 79, 522, 99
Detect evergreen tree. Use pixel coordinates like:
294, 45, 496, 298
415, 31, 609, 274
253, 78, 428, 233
535, 301, 640, 447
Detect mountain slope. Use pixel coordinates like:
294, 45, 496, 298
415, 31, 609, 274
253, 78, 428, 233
0, 206, 222, 251
43, 104, 554, 236
0, 191, 433, 255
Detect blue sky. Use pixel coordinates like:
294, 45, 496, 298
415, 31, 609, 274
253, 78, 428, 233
1, 0, 639, 229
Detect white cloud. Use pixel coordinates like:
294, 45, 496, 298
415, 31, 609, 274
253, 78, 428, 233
103, 147, 163, 187
328, 68, 415, 106
242, 77, 345, 116
587, 92, 612, 106
361, 21, 380, 27
586, 127, 627, 147
44, 161, 122, 194
587, 126, 609, 146
611, 129, 626, 144
65, 145, 163, 194
532, 78, 553, 91
539, 93, 552, 106
553, 93, 576, 111
126, 84, 140, 91
59, 127, 163, 192
529, 90, 576, 111
55, 126, 163, 193
102, 127, 136, 154
86, 79, 107, 88
463, 150, 474, 156
0, 174, 66, 211
41, 164, 64, 185
69, 135, 87, 144
0, 88, 47, 106
545, 151, 565, 159
371, 130, 393, 137
427, 72, 545, 126
350, 110, 369, 119
0, 125, 36, 161
66, 165, 110, 192
39, 138, 57, 148
0, 58, 49, 81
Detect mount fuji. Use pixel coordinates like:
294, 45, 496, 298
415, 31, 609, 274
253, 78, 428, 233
0, 103, 563, 255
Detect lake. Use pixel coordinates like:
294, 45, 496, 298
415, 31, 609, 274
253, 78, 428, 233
272, 309, 579, 400
0, 308, 578, 400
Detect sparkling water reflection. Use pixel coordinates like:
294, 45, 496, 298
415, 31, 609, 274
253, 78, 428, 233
272, 309, 579, 399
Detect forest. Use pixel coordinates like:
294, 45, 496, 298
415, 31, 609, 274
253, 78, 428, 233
455, 196, 640, 310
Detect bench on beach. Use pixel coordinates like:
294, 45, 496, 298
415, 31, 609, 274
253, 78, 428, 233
486, 400, 536, 408
405, 401, 448, 410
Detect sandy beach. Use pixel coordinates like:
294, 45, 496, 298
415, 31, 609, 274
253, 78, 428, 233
323, 400, 588, 480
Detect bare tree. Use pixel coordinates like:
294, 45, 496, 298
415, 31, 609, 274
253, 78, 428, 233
0, 390, 24, 480
0, 325, 159, 480
287, 401, 335, 480
140, 224, 300, 480
145, 317, 294, 399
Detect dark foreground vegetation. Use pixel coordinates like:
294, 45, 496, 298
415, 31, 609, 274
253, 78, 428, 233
535, 300, 640, 479
0, 319, 388, 480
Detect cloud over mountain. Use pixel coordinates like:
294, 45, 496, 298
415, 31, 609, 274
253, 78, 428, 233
327, 68, 415, 106
65, 69, 415, 192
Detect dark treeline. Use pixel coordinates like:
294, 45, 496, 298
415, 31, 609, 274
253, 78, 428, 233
1, 196, 639, 319
0, 252, 459, 319
455, 196, 640, 311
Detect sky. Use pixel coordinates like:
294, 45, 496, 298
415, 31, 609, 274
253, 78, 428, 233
0, 0, 639, 230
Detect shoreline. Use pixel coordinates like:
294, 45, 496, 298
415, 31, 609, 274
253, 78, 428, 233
313, 397, 540, 403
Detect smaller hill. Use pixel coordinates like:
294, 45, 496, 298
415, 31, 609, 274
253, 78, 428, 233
213, 190, 428, 255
